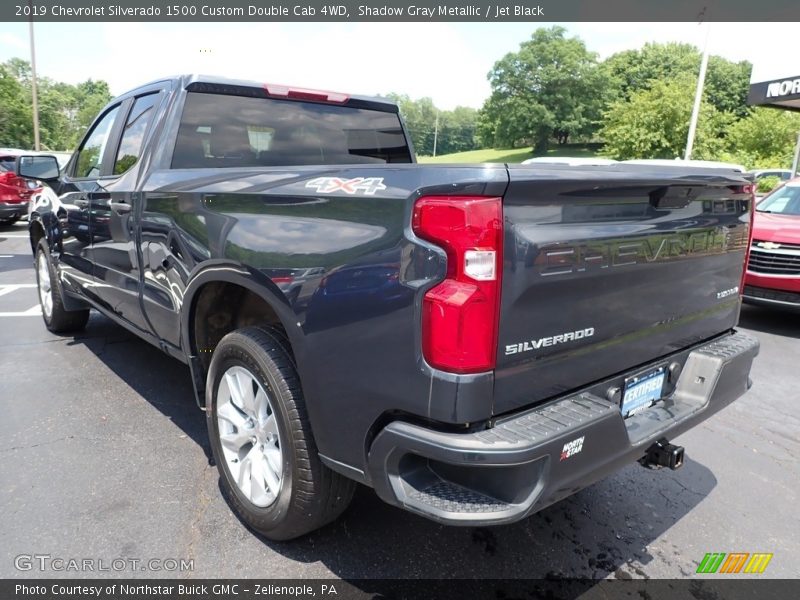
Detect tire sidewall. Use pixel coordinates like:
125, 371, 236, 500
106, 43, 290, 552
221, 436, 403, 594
206, 334, 296, 533
35, 240, 54, 329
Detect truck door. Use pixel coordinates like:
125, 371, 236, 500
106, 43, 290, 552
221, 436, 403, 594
55, 104, 123, 303
87, 92, 160, 334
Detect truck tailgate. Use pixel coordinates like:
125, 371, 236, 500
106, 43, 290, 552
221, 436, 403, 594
494, 165, 752, 416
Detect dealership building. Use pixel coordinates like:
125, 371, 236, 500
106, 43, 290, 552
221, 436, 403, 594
748, 70, 800, 174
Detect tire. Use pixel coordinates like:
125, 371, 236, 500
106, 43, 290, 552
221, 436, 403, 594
0, 215, 21, 226
35, 239, 90, 333
207, 326, 355, 540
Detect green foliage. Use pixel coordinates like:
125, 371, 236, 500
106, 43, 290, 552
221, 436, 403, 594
0, 64, 33, 147
478, 26, 608, 152
601, 42, 699, 102
599, 42, 752, 118
719, 108, 800, 169
756, 176, 781, 194
0, 59, 112, 151
418, 143, 601, 164
385, 93, 478, 156
599, 76, 734, 161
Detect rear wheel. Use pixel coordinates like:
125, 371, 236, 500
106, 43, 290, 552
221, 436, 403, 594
35, 239, 90, 333
0, 215, 21, 226
207, 326, 355, 540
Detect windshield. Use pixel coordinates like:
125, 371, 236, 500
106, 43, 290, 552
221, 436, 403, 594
757, 185, 800, 216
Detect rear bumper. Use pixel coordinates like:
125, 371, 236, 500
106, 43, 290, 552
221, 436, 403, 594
0, 201, 28, 218
367, 331, 759, 525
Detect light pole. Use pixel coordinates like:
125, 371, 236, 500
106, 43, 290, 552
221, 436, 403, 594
684, 22, 711, 160
28, 0, 40, 151
432, 111, 439, 157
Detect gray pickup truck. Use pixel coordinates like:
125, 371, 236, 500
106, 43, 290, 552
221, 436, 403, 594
19, 75, 758, 540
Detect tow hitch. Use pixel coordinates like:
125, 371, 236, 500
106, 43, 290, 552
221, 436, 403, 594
640, 438, 685, 470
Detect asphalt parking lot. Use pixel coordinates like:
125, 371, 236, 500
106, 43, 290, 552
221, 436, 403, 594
0, 220, 797, 581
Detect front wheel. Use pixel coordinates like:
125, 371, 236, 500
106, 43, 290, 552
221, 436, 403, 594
35, 239, 89, 333
207, 326, 355, 540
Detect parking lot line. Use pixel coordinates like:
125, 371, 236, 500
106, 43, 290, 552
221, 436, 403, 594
0, 234, 29, 238
0, 284, 37, 298
0, 305, 41, 317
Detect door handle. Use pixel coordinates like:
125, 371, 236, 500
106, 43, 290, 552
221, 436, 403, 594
109, 200, 131, 214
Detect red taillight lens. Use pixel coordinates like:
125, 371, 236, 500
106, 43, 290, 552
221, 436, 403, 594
0, 171, 14, 185
412, 196, 503, 374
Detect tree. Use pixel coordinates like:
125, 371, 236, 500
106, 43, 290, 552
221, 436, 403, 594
386, 93, 478, 156
0, 64, 32, 147
704, 56, 752, 119
0, 59, 113, 150
721, 108, 800, 168
478, 26, 607, 153
600, 42, 751, 118
435, 106, 479, 155
600, 75, 733, 161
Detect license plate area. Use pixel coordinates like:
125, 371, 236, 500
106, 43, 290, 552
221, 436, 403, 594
621, 366, 666, 418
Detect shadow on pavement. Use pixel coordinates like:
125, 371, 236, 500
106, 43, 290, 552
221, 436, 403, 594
73, 312, 717, 581
739, 304, 800, 339
234, 455, 716, 580
65, 314, 209, 455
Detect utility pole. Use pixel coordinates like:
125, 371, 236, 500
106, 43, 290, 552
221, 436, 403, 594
28, 0, 41, 151
684, 22, 710, 160
791, 132, 800, 177
432, 111, 439, 157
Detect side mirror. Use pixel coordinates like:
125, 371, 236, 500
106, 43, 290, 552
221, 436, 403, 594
15, 155, 60, 181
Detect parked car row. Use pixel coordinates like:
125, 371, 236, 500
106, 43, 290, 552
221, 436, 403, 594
0, 150, 40, 225
0, 149, 72, 227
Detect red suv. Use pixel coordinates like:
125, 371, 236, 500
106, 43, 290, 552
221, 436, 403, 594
0, 152, 37, 225
743, 178, 800, 308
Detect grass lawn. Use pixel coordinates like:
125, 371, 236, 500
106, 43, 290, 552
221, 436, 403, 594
418, 143, 603, 164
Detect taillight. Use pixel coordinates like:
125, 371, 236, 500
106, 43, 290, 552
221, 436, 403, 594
412, 196, 503, 374
740, 191, 756, 294
0, 171, 14, 185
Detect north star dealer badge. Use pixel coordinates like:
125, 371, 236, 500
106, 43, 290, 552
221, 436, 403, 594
560, 436, 585, 461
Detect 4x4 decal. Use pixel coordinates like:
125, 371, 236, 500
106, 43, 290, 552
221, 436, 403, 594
305, 176, 387, 195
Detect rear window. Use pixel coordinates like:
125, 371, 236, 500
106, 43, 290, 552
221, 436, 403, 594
172, 92, 411, 169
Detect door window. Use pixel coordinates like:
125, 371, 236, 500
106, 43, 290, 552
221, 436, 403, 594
74, 106, 120, 178
114, 94, 159, 175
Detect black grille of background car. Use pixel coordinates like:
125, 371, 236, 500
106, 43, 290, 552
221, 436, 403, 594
748, 241, 800, 275
743, 285, 800, 305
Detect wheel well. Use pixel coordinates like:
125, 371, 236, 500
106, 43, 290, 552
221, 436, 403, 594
30, 221, 45, 255
191, 281, 286, 372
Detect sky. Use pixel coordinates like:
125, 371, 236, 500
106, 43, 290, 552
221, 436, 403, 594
0, 21, 797, 110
